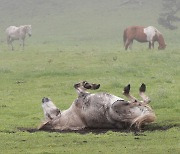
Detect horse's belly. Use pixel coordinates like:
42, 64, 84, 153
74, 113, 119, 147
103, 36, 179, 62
83, 107, 114, 128
81, 93, 124, 128
10, 35, 19, 40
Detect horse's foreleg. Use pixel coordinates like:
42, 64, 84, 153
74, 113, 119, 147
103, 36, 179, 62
11, 43, 14, 51
20, 39, 25, 50
8, 39, 14, 51
152, 42, 154, 49
148, 42, 152, 49
22, 39, 25, 50
11, 42, 14, 51
7, 36, 10, 44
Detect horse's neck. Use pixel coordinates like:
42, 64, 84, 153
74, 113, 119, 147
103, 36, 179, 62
20, 26, 27, 34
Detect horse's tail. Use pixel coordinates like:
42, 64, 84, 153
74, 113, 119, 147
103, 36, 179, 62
123, 29, 127, 46
130, 112, 156, 130
129, 104, 156, 130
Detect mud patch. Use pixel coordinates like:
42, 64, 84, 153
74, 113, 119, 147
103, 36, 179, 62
19, 127, 126, 134
143, 123, 180, 131
18, 123, 180, 134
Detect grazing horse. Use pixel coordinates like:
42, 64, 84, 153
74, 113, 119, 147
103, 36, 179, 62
38, 81, 156, 131
6, 25, 32, 50
123, 26, 166, 50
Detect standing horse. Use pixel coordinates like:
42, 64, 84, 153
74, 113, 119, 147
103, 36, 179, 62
123, 26, 166, 50
6, 25, 32, 50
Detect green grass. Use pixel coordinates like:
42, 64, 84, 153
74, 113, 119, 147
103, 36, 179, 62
0, 0, 180, 153
0, 47, 179, 154
0, 129, 179, 154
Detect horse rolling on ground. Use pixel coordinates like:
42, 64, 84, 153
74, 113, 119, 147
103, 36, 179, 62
38, 81, 156, 131
123, 26, 166, 50
6, 25, 32, 50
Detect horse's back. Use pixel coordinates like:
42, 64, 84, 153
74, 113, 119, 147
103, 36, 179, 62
6, 26, 18, 35
124, 26, 145, 41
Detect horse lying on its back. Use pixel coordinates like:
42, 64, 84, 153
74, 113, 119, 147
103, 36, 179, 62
123, 26, 166, 50
38, 81, 156, 131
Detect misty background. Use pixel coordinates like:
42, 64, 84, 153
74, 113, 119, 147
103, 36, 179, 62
0, 0, 180, 50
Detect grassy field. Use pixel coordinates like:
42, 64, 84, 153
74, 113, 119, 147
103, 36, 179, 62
0, 0, 180, 153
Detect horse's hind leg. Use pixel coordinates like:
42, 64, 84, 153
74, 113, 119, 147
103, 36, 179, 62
125, 39, 132, 50
125, 40, 128, 50
7, 36, 12, 50
19, 39, 25, 50
129, 40, 133, 50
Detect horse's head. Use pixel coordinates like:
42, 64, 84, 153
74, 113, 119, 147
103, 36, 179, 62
158, 44, 166, 50
157, 33, 166, 50
41, 97, 61, 121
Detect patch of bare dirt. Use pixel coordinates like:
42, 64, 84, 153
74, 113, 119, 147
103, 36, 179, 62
18, 123, 180, 135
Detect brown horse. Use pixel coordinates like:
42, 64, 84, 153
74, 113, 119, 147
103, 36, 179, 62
123, 26, 166, 50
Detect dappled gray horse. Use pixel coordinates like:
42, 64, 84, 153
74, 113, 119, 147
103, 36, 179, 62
6, 25, 32, 50
39, 81, 156, 131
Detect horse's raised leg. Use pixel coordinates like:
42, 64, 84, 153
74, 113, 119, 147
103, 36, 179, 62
139, 83, 151, 104
123, 84, 138, 103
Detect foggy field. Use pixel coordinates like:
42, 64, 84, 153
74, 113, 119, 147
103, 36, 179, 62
0, 0, 180, 154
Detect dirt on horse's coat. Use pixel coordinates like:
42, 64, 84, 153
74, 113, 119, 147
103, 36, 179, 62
123, 26, 166, 50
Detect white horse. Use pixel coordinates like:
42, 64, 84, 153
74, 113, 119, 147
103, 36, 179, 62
6, 25, 32, 50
